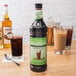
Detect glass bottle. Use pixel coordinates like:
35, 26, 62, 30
30, 3, 47, 72
0, 22, 3, 49
47, 17, 60, 45
2, 4, 12, 48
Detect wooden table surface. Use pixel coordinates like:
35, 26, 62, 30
0, 40, 76, 76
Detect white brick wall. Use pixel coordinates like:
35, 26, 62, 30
0, 0, 76, 43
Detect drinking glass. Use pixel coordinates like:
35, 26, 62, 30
54, 27, 67, 55
65, 26, 73, 50
11, 34, 23, 59
47, 17, 60, 46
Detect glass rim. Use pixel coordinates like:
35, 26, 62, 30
11, 35, 22, 39
61, 25, 74, 29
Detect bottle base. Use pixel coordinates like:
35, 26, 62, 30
30, 64, 47, 72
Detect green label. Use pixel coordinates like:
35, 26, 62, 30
30, 46, 47, 65
30, 37, 47, 46
35, 10, 43, 20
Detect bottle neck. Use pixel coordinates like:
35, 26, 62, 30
35, 9, 43, 20
4, 17, 9, 20
4, 5, 9, 20
5, 6, 8, 14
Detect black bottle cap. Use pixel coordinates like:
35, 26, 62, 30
35, 3, 42, 8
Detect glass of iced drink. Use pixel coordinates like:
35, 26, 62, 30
54, 27, 67, 55
11, 35, 23, 59
47, 24, 60, 46
65, 26, 73, 50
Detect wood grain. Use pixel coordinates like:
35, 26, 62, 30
0, 40, 76, 76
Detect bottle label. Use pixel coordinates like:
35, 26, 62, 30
30, 37, 47, 46
30, 37, 47, 65
3, 27, 12, 44
0, 27, 3, 45
30, 46, 47, 65
35, 10, 43, 20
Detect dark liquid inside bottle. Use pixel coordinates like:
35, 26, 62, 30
30, 19, 47, 72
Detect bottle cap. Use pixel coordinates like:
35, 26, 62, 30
35, 3, 42, 8
4, 4, 8, 7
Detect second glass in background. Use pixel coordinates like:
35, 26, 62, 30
65, 26, 73, 50
54, 27, 67, 55
47, 17, 60, 46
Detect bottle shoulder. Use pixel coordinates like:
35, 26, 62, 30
2, 19, 12, 27
31, 19, 47, 28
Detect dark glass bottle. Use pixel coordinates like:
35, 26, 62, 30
30, 3, 47, 72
